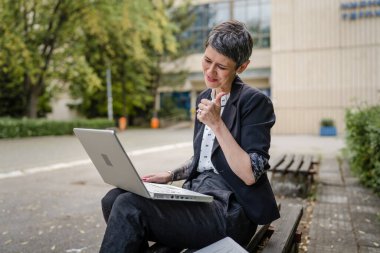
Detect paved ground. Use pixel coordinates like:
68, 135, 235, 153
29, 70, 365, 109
270, 135, 380, 253
308, 157, 380, 253
0, 128, 379, 252
0, 128, 194, 253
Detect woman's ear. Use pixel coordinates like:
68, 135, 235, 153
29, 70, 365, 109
237, 60, 250, 74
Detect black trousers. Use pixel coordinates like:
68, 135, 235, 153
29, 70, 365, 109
100, 171, 257, 253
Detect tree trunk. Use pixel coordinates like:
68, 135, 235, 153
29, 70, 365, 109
25, 0, 63, 118
27, 85, 40, 118
152, 57, 161, 117
24, 73, 40, 119
121, 69, 127, 118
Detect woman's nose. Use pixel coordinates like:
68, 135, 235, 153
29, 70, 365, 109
207, 64, 216, 75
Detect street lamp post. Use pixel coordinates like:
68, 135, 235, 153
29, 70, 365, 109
106, 67, 113, 121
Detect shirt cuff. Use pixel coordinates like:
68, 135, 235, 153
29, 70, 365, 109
249, 152, 268, 181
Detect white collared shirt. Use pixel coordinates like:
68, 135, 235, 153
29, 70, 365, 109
197, 90, 230, 174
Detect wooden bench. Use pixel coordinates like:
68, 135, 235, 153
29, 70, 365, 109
270, 153, 320, 198
148, 203, 304, 253
258, 203, 303, 253
270, 153, 320, 182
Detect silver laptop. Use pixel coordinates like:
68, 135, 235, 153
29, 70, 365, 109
73, 128, 213, 203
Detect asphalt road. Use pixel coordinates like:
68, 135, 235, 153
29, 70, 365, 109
0, 128, 194, 253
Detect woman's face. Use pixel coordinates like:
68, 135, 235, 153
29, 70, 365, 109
202, 46, 238, 93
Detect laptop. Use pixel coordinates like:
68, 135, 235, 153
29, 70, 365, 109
73, 128, 213, 203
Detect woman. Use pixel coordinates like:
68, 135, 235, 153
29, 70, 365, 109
100, 20, 279, 253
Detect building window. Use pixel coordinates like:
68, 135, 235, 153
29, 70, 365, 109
183, 0, 271, 53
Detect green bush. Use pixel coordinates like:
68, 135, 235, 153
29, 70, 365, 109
0, 118, 115, 138
320, 118, 335, 127
345, 106, 380, 194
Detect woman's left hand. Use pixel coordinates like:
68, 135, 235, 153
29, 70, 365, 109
141, 172, 172, 184
197, 92, 226, 128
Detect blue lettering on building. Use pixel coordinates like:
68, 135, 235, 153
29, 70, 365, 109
341, 1, 380, 20
366, 10, 374, 17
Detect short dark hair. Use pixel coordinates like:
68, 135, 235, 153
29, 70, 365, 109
205, 20, 253, 68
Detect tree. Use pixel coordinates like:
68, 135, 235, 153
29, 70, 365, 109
71, 0, 181, 121
0, 0, 104, 118
149, 0, 195, 119
0, 29, 28, 117
0, 0, 184, 122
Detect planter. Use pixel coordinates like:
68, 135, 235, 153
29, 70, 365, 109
320, 126, 337, 136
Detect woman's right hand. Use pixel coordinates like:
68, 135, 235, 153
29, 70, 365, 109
141, 171, 172, 184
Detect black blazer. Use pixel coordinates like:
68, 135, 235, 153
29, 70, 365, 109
186, 76, 280, 225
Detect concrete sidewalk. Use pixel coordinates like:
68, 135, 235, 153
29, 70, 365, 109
308, 157, 380, 253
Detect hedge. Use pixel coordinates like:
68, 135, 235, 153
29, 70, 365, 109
345, 106, 380, 194
0, 118, 115, 138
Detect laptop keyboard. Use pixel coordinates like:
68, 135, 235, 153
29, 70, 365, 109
145, 183, 185, 194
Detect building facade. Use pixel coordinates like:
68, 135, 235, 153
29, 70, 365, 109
271, 0, 380, 134
160, 0, 380, 135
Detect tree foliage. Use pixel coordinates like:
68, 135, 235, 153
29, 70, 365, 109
150, 0, 195, 118
345, 106, 380, 194
0, 0, 191, 121
0, 0, 97, 117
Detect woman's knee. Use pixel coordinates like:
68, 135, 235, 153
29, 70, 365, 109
112, 191, 145, 209
102, 188, 125, 208
101, 188, 126, 222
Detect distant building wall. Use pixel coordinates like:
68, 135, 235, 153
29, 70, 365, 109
47, 93, 79, 120
271, 0, 380, 134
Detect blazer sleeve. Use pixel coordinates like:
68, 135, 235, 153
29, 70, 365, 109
239, 90, 275, 163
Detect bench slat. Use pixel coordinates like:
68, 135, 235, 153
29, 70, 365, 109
273, 154, 294, 172
261, 204, 303, 253
270, 154, 286, 169
245, 224, 270, 252
286, 155, 303, 173
311, 154, 320, 164
298, 155, 312, 173
245, 203, 281, 252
